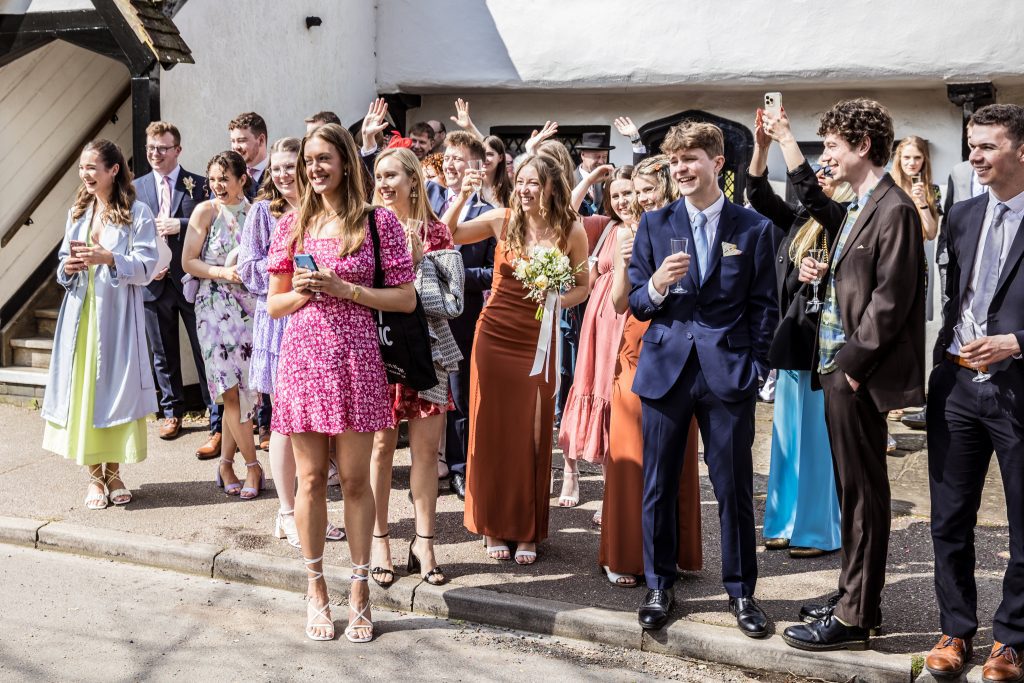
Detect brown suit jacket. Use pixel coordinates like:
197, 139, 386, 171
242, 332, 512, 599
812, 173, 926, 411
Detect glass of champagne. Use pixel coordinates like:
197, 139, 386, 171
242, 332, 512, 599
953, 321, 991, 383
669, 238, 688, 294
805, 248, 826, 313
466, 160, 487, 208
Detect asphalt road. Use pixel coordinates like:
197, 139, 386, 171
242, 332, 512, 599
0, 544, 790, 683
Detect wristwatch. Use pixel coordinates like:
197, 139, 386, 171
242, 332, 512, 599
351, 285, 361, 302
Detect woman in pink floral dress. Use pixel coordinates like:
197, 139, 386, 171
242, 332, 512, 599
267, 124, 415, 644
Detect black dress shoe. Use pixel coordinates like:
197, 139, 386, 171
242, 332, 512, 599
638, 588, 674, 630
782, 614, 870, 651
901, 410, 927, 430
799, 594, 882, 635
450, 472, 466, 500
729, 597, 769, 638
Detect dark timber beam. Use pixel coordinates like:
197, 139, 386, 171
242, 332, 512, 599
131, 71, 160, 176
947, 82, 997, 161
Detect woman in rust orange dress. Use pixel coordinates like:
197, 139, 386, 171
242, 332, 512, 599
444, 154, 589, 565
599, 156, 702, 586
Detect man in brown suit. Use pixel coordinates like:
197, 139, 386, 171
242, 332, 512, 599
782, 99, 925, 652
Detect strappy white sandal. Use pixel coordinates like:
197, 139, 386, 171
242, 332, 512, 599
558, 471, 580, 507
215, 457, 241, 495
603, 566, 638, 587
303, 555, 335, 641
84, 469, 108, 510
274, 509, 301, 548
514, 548, 538, 565
105, 469, 131, 506
345, 564, 374, 643
326, 521, 345, 542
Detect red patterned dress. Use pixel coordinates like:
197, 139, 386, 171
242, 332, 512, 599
390, 218, 455, 421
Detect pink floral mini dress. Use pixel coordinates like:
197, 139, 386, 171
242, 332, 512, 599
267, 208, 414, 435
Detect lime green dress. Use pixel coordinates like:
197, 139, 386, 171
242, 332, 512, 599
42, 238, 147, 466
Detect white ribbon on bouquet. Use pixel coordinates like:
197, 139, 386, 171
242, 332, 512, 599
529, 290, 563, 398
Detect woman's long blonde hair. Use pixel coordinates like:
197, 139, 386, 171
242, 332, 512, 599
892, 136, 938, 221
71, 139, 135, 226
787, 178, 857, 266
505, 154, 578, 256
372, 147, 439, 238
290, 123, 372, 258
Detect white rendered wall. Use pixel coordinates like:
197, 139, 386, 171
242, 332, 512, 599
161, 0, 378, 172
377, 0, 1024, 92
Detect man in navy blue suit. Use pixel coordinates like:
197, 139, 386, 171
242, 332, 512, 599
134, 121, 221, 458
428, 131, 495, 500
628, 122, 778, 636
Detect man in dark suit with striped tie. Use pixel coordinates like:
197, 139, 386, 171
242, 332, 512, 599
134, 121, 221, 456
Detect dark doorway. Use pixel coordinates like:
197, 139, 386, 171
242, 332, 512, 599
637, 110, 754, 203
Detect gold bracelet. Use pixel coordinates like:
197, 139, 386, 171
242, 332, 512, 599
351, 285, 361, 302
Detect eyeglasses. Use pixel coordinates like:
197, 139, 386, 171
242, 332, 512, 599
146, 145, 178, 155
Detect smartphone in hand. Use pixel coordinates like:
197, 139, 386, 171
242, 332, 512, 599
294, 253, 318, 271
764, 92, 782, 117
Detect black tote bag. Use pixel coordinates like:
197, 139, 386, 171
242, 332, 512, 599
366, 209, 438, 392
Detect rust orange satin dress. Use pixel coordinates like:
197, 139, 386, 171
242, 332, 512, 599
599, 314, 703, 575
464, 234, 556, 544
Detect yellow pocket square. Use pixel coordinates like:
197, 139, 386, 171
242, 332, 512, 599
722, 242, 743, 257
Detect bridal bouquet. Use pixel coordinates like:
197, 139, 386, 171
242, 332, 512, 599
511, 245, 582, 320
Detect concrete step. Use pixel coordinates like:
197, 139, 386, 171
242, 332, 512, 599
0, 365, 47, 403
10, 337, 53, 369
34, 309, 59, 337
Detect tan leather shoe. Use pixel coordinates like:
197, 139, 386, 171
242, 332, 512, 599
925, 634, 972, 678
195, 432, 222, 460
983, 641, 1023, 683
158, 417, 181, 440
258, 426, 271, 451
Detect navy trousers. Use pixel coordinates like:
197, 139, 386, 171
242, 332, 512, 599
641, 354, 757, 596
927, 360, 1024, 648
144, 284, 221, 433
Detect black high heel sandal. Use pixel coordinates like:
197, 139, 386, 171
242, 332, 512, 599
408, 534, 447, 585
370, 532, 395, 588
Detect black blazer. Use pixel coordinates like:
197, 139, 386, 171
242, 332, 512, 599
936, 194, 1024, 376
746, 162, 850, 370
132, 168, 209, 301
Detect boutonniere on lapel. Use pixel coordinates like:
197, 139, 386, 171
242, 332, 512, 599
182, 176, 196, 198
722, 241, 743, 257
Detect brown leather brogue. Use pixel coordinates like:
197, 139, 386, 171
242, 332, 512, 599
195, 432, 222, 460
925, 634, 972, 678
983, 642, 1023, 683
158, 417, 181, 440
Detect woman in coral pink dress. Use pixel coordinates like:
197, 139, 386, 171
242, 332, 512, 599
557, 166, 637, 506
267, 124, 415, 644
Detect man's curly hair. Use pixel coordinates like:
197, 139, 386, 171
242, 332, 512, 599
817, 99, 894, 168
969, 104, 1024, 147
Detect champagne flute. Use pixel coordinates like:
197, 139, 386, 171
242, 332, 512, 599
953, 322, 991, 383
466, 160, 486, 208
669, 238, 688, 294
805, 248, 826, 313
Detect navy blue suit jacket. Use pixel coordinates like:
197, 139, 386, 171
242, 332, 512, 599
627, 197, 779, 403
133, 168, 209, 301
427, 181, 495, 349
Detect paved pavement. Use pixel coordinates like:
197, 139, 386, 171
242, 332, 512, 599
0, 400, 1011, 663
0, 543, 775, 682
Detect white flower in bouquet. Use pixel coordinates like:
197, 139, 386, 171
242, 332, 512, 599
511, 245, 583, 320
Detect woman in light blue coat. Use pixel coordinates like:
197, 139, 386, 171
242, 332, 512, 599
42, 139, 159, 510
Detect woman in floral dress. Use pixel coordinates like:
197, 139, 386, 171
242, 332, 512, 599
267, 124, 415, 643
182, 150, 262, 499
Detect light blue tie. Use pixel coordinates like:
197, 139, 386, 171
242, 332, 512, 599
971, 202, 1008, 325
692, 211, 709, 283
